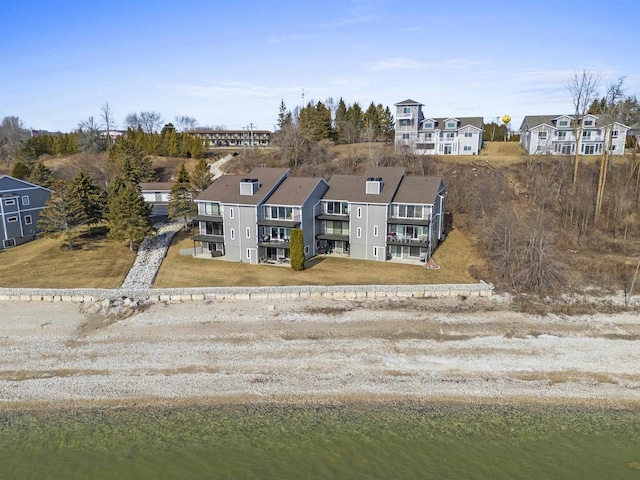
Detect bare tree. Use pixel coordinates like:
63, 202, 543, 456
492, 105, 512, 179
0, 116, 30, 165
124, 111, 163, 134
174, 115, 198, 132
567, 71, 600, 189
595, 78, 625, 222
77, 116, 106, 153
101, 102, 116, 146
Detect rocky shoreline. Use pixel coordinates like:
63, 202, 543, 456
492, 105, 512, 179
1, 295, 639, 409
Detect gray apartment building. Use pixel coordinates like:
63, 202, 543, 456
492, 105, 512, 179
0, 175, 51, 250
193, 166, 446, 265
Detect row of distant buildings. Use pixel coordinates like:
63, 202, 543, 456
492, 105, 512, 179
393, 99, 631, 156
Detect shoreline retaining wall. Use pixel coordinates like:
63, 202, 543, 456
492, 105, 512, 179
0, 282, 493, 303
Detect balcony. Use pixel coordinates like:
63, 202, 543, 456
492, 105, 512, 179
258, 236, 290, 249
257, 215, 301, 228
396, 112, 414, 120
194, 214, 223, 223
387, 217, 429, 226
193, 233, 224, 244
316, 213, 349, 221
386, 234, 430, 247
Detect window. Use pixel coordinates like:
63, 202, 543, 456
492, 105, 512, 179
464, 132, 473, 137
464, 146, 472, 151
24, 215, 32, 225
557, 131, 567, 139
447, 122, 456, 129
426, 143, 435, 149
270, 206, 293, 219
356, 227, 362, 239
229, 208, 234, 219
246, 227, 251, 238
444, 132, 455, 139
21, 195, 30, 206
399, 119, 412, 127
582, 131, 591, 139
538, 132, 547, 139
325, 201, 348, 215
7, 216, 18, 223
357, 207, 362, 218
373, 246, 379, 258
558, 120, 569, 127
230, 229, 235, 240
373, 225, 379, 237
202, 202, 220, 215
424, 122, 433, 129
612, 130, 619, 138
4, 199, 15, 206
402, 107, 410, 114
3, 239, 15, 248
425, 133, 432, 140
584, 120, 593, 126
304, 245, 309, 255
246, 248, 251, 259
402, 133, 410, 140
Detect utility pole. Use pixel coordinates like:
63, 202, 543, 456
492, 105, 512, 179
250, 122, 254, 147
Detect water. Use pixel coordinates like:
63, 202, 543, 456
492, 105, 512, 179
1, 403, 639, 479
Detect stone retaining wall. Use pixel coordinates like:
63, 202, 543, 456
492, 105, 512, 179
0, 282, 493, 304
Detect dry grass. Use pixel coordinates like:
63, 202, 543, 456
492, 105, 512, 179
0, 229, 136, 288
153, 228, 479, 288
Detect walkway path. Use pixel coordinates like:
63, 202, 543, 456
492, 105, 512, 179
120, 221, 184, 291
208, 153, 234, 179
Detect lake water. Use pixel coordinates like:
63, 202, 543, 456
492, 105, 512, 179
2, 403, 639, 479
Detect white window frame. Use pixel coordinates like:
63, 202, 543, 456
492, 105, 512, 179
464, 132, 473, 137
583, 131, 591, 139
584, 120, 593, 126
558, 120, 568, 126
21, 195, 30, 206
246, 248, 251, 259
373, 225, 378, 237
402, 133, 410, 140
7, 216, 18, 223
24, 215, 32, 225
3, 239, 16, 248
357, 207, 362, 219
464, 146, 472, 151
538, 132, 547, 139
304, 245, 309, 255
612, 130, 619, 138
4, 199, 16, 206
230, 229, 235, 240
246, 227, 251, 238
229, 208, 234, 219
373, 246, 379, 258
356, 227, 362, 239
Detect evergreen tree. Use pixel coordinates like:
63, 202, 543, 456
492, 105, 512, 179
168, 163, 196, 228
11, 161, 31, 180
108, 135, 156, 183
277, 100, 292, 131
289, 228, 305, 271
335, 98, 349, 144
37, 180, 87, 249
67, 167, 106, 233
28, 162, 55, 188
105, 182, 153, 251
190, 157, 213, 194
380, 106, 395, 142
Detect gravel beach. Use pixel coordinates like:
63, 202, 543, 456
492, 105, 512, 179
1, 296, 639, 408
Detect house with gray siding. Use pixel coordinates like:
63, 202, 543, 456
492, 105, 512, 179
0, 175, 51, 250
316, 167, 446, 263
194, 167, 289, 263
519, 114, 629, 155
258, 176, 329, 262
395, 99, 483, 155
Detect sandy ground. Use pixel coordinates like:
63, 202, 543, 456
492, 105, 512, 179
1, 296, 639, 409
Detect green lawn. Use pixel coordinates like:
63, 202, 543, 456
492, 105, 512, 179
0, 230, 136, 289
153, 228, 480, 288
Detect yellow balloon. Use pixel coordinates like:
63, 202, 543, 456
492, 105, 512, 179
502, 115, 511, 124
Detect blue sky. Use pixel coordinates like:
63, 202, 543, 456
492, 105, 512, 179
2, 0, 639, 132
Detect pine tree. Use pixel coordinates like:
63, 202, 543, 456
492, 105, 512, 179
37, 180, 87, 249
11, 161, 31, 180
277, 100, 291, 131
190, 157, 213, 194
168, 163, 196, 228
108, 136, 156, 183
289, 228, 305, 271
28, 162, 55, 188
105, 182, 153, 251
67, 168, 106, 234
